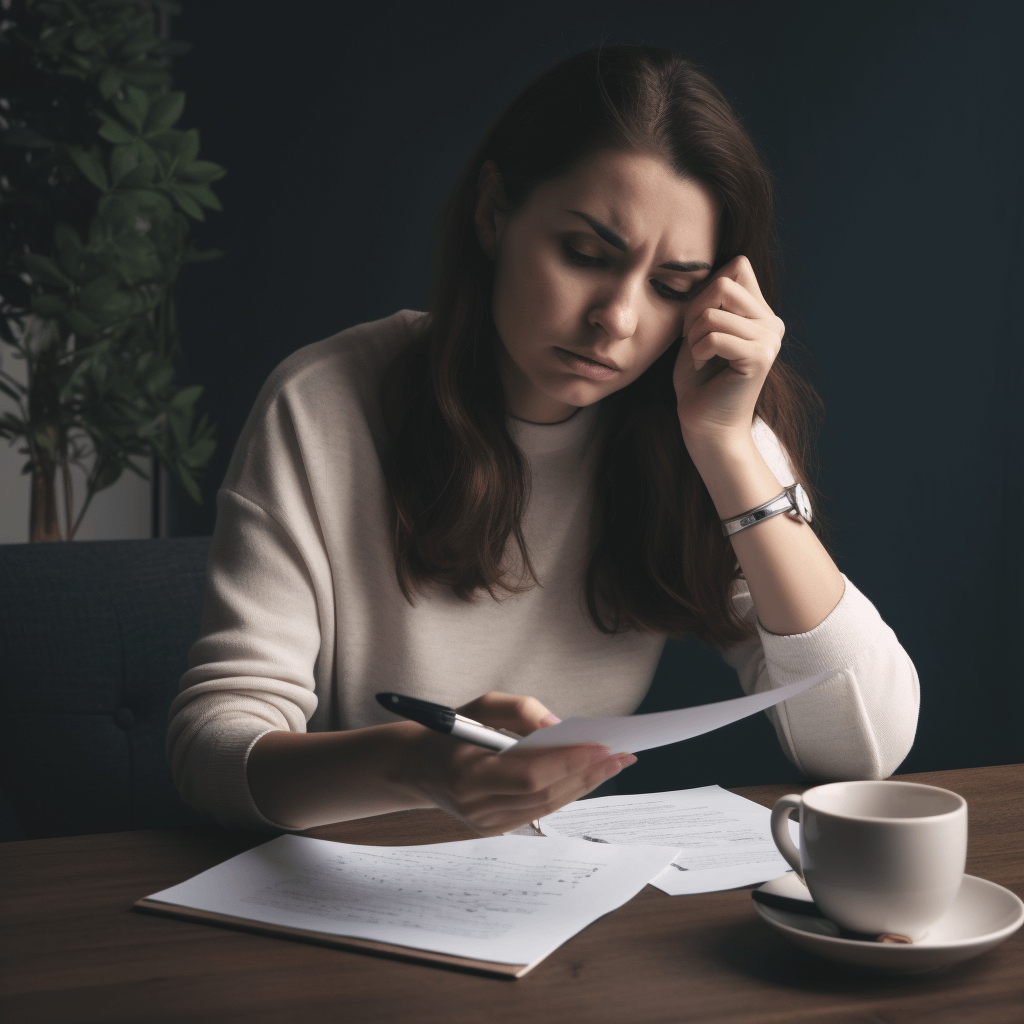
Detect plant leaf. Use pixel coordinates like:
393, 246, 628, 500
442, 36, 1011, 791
114, 98, 144, 135
98, 119, 137, 145
73, 26, 100, 51
65, 309, 99, 336
110, 143, 142, 187
0, 379, 26, 401
120, 30, 161, 59
31, 294, 67, 316
24, 253, 73, 288
175, 182, 222, 211
98, 67, 123, 100
144, 91, 185, 134
167, 187, 204, 220
68, 146, 110, 191
170, 384, 203, 408
179, 159, 227, 183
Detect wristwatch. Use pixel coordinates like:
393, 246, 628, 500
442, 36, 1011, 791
721, 483, 812, 537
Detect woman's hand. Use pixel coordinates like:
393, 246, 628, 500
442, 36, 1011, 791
400, 691, 635, 836
672, 254, 785, 451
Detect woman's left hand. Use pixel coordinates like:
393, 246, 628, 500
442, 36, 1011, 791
672, 254, 785, 450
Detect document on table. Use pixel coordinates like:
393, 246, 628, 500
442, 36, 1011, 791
140, 833, 679, 973
513, 671, 833, 754
539, 786, 801, 895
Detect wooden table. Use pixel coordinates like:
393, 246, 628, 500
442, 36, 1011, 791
2, 765, 1021, 1024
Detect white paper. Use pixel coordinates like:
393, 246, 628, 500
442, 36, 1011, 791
143, 833, 679, 967
513, 671, 833, 754
540, 786, 801, 895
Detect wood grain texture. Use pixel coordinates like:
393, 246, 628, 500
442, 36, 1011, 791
1, 766, 1021, 1024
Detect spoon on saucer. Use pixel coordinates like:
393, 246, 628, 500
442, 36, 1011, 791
751, 890, 913, 944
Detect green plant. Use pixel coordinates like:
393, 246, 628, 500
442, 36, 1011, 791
0, 0, 223, 540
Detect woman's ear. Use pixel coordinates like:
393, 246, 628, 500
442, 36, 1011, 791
474, 160, 506, 260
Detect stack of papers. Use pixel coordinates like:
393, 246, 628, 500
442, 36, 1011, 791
540, 785, 800, 895
138, 833, 679, 977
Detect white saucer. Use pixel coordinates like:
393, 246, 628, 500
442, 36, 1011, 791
753, 872, 1024, 974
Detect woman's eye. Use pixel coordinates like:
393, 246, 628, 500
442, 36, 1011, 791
652, 280, 691, 301
562, 243, 605, 266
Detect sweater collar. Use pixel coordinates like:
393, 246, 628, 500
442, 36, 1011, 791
508, 402, 601, 458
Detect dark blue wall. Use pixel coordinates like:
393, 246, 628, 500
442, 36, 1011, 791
169, 0, 1024, 783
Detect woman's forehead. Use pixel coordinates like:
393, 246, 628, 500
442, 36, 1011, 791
526, 149, 719, 261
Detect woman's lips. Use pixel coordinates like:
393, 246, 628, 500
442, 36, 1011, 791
554, 347, 620, 380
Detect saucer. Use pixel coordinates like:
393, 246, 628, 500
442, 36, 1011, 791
752, 872, 1024, 974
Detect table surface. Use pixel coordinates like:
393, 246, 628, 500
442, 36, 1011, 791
2, 765, 1021, 1024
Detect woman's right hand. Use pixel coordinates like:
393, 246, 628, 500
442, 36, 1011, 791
397, 691, 636, 836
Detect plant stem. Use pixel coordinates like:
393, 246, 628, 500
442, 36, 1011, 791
61, 459, 75, 540
30, 458, 62, 542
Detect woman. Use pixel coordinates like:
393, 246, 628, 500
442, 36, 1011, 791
167, 47, 919, 836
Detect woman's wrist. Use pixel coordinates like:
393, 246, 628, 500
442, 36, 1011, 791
680, 425, 785, 522
247, 722, 433, 831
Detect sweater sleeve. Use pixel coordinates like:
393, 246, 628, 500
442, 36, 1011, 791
166, 360, 341, 832
166, 489, 327, 832
720, 576, 920, 779
718, 419, 920, 780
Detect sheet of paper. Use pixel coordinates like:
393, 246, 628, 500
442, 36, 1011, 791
539, 786, 801, 895
513, 671, 833, 754
143, 833, 679, 967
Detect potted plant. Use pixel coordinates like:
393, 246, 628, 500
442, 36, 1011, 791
0, 0, 223, 540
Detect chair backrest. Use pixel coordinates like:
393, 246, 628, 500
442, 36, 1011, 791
0, 537, 213, 840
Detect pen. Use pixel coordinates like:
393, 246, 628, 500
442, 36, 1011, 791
375, 692, 520, 751
375, 692, 544, 835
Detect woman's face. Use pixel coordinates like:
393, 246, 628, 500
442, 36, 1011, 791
476, 148, 719, 423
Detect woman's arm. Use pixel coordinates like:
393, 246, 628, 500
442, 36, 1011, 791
247, 693, 632, 834
674, 256, 918, 776
673, 254, 845, 635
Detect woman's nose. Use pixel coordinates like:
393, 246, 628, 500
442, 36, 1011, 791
587, 277, 640, 340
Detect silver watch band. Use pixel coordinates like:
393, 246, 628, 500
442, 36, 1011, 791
721, 490, 795, 537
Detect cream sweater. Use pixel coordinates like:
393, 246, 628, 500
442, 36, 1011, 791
167, 310, 920, 830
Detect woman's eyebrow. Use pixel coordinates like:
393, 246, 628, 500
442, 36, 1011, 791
567, 210, 712, 272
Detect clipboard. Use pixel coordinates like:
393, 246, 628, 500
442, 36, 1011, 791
134, 897, 536, 979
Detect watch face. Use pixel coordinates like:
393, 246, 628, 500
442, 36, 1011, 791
792, 483, 813, 523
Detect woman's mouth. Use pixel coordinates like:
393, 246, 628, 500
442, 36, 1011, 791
554, 347, 620, 380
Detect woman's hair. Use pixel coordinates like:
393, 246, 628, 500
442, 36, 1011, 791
382, 45, 821, 647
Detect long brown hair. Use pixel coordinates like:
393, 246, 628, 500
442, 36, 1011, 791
382, 46, 821, 647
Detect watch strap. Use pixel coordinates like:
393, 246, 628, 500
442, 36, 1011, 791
721, 490, 795, 537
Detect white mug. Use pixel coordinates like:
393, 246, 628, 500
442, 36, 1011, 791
770, 780, 967, 940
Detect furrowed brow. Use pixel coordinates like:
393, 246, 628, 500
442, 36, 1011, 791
659, 259, 713, 272
568, 211, 628, 252
567, 210, 712, 272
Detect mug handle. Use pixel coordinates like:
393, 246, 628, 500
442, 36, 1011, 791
770, 794, 804, 881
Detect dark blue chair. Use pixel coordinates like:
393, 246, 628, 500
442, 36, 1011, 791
0, 538, 214, 840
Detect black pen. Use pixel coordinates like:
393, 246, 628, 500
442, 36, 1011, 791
375, 693, 521, 752
376, 693, 544, 835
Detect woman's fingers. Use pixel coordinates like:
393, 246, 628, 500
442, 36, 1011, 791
464, 743, 614, 796
411, 690, 638, 835
686, 307, 766, 347
456, 750, 637, 835
456, 691, 561, 736
681, 271, 784, 375
685, 273, 766, 333
689, 327, 781, 375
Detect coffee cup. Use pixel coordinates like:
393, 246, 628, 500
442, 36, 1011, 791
769, 780, 967, 940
